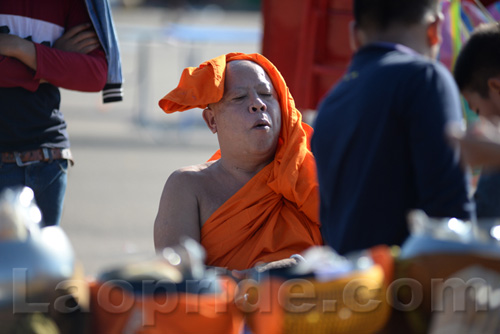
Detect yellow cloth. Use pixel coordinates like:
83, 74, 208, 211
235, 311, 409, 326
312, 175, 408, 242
159, 53, 322, 270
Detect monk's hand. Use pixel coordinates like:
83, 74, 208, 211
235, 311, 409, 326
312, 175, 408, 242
255, 257, 301, 272
233, 258, 300, 278
53, 23, 100, 54
231, 268, 254, 281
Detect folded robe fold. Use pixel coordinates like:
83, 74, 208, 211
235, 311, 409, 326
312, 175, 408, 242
159, 53, 323, 270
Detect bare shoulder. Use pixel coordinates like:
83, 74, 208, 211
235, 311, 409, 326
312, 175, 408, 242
166, 161, 217, 189
159, 161, 217, 211
154, 161, 217, 250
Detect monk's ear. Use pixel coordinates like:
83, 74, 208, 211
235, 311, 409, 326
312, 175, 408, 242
202, 107, 217, 134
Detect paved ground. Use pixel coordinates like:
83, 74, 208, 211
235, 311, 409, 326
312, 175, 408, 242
59, 6, 262, 277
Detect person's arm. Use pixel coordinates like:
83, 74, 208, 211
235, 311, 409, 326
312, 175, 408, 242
0, 34, 37, 69
0, 33, 40, 91
447, 119, 500, 169
0, 24, 99, 71
34, 33, 107, 91
0, 56, 40, 91
0, 23, 107, 91
35, 22, 107, 92
154, 170, 201, 251
36, 0, 108, 92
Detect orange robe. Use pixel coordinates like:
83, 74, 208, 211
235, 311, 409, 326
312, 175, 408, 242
159, 53, 323, 270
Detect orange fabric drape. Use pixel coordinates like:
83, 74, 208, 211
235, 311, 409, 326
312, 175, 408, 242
159, 53, 322, 270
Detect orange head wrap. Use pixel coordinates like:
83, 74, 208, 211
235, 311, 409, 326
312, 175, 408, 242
158, 52, 307, 155
158, 53, 293, 114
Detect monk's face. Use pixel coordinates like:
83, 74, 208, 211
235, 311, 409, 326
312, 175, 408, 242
204, 60, 282, 159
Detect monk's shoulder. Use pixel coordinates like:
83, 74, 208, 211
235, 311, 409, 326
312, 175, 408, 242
166, 161, 217, 190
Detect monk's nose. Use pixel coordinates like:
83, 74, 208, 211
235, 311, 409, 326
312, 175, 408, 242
250, 99, 266, 113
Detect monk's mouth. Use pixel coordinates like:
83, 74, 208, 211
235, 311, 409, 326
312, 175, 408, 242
253, 120, 271, 129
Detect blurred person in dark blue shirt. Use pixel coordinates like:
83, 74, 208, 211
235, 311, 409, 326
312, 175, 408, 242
311, 0, 473, 255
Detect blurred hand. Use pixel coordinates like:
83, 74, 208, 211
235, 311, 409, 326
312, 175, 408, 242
231, 257, 300, 280
447, 118, 500, 169
53, 23, 100, 54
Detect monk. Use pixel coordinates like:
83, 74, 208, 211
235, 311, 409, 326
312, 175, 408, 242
154, 53, 322, 271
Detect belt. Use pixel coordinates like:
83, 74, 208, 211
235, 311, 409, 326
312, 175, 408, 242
1, 148, 74, 167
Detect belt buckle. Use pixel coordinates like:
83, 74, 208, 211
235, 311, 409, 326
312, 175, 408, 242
14, 152, 38, 167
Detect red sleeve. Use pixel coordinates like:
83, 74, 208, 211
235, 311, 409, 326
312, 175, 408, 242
34, 0, 108, 92
0, 55, 40, 91
34, 43, 108, 92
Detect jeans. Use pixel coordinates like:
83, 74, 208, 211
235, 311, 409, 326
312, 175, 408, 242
474, 171, 500, 219
0, 159, 68, 227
